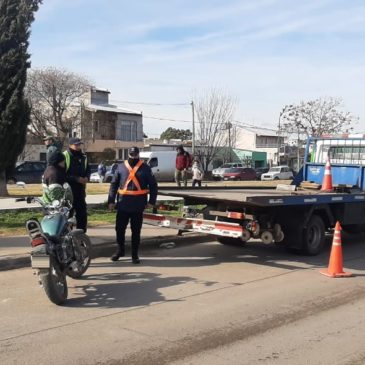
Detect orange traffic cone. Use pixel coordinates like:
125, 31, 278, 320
321, 158, 333, 191
320, 222, 352, 278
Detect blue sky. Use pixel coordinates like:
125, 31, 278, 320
29, 0, 365, 137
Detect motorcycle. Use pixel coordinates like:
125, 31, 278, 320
15, 194, 92, 305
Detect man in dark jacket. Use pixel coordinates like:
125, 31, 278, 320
43, 135, 61, 166
108, 146, 158, 264
42, 152, 73, 204
63, 137, 90, 232
43, 151, 67, 186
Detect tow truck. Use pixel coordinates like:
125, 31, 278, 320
144, 135, 365, 255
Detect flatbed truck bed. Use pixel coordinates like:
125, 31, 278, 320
143, 136, 365, 256
157, 186, 365, 208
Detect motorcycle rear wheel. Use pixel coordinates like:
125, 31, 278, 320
67, 233, 92, 279
39, 259, 68, 305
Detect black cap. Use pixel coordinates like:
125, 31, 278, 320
48, 152, 65, 166
128, 146, 140, 155
69, 137, 83, 145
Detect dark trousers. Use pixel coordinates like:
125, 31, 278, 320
116, 210, 143, 259
72, 192, 88, 232
192, 179, 202, 187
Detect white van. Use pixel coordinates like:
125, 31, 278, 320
139, 151, 176, 181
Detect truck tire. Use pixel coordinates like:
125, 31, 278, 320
301, 215, 325, 255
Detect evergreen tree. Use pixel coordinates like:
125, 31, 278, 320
160, 127, 192, 141
0, 0, 41, 195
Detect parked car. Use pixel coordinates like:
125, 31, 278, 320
223, 167, 257, 181
261, 165, 294, 181
255, 167, 269, 180
212, 163, 245, 180
7, 161, 46, 184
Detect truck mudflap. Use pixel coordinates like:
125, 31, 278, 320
143, 213, 244, 239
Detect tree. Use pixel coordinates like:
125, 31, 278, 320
0, 0, 42, 196
281, 97, 358, 138
194, 89, 236, 171
26, 67, 91, 145
160, 127, 192, 141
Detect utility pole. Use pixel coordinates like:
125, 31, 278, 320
297, 125, 300, 172
228, 123, 231, 162
191, 101, 195, 156
277, 110, 283, 166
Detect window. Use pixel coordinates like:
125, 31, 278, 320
149, 157, 158, 168
116, 120, 137, 141
313, 139, 365, 165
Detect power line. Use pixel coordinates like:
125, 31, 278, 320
109, 99, 190, 107
143, 115, 191, 123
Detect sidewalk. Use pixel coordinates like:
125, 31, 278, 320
0, 194, 182, 211
0, 224, 209, 271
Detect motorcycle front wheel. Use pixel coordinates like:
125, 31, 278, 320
67, 233, 92, 279
39, 258, 68, 305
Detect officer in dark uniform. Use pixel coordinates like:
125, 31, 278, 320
63, 137, 90, 232
108, 146, 158, 264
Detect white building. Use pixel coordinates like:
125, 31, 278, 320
235, 126, 284, 165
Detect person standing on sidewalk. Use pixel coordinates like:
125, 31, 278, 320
63, 137, 90, 232
175, 145, 191, 187
43, 135, 61, 166
108, 146, 158, 264
191, 159, 204, 187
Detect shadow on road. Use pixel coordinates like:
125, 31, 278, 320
67, 271, 217, 308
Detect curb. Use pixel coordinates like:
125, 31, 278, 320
0, 233, 210, 272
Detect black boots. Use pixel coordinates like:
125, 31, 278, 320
111, 245, 140, 264
111, 245, 125, 261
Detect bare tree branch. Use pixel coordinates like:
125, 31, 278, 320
26, 67, 91, 144
281, 97, 358, 141
194, 89, 237, 171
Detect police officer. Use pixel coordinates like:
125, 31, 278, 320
108, 146, 158, 264
63, 137, 90, 232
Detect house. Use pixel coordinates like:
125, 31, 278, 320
78, 88, 144, 161
235, 126, 284, 165
21, 87, 144, 162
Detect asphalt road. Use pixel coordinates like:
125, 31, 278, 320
1, 234, 365, 365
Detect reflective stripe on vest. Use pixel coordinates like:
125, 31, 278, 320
63, 150, 88, 172
118, 160, 149, 196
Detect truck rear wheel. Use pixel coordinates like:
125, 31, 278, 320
301, 215, 325, 255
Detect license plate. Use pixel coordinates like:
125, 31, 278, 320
31, 255, 50, 269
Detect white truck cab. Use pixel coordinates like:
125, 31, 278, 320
139, 151, 176, 181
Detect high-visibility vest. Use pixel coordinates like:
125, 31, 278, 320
63, 151, 88, 172
118, 160, 149, 196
